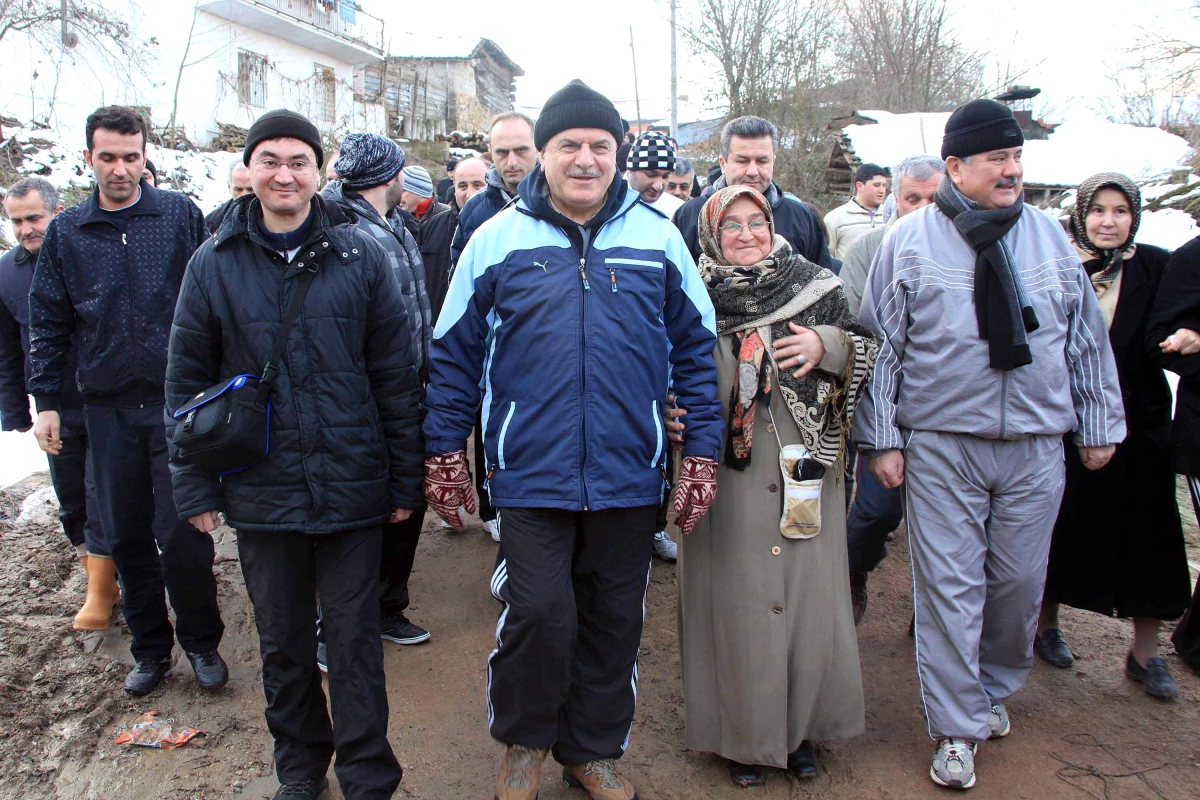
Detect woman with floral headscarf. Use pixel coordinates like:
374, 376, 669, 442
673, 185, 877, 786
1036, 172, 1192, 700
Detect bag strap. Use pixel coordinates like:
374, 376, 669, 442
254, 262, 320, 406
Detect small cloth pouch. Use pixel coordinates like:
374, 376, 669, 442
769, 406, 823, 539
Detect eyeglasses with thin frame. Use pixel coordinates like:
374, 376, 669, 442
719, 219, 769, 235
252, 157, 317, 174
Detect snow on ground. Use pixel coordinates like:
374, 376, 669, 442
1, 401, 47, 488
1139, 208, 1199, 251
845, 111, 1194, 187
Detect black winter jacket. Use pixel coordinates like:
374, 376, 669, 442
417, 200, 456, 321
451, 166, 516, 267
165, 194, 425, 533
0, 244, 84, 433
28, 181, 207, 410
672, 179, 836, 272
1148, 235, 1200, 477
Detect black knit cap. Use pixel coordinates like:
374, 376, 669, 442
534, 79, 624, 151
243, 109, 325, 168
941, 99, 1024, 161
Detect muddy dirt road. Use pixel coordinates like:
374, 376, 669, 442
1, 473, 1198, 800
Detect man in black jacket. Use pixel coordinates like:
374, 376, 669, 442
1, 177, 118, 631
322, 133, 433, 654
204, 158, 253, 235
419, 155, 486, 320
28, 106, 226, 696
672, 115, 836, 272
167, 110, 421, 800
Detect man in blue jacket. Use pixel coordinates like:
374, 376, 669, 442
28, 106, 225, 697
424, 80, 721, 800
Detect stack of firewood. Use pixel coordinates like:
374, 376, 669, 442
213, 122, 249, 152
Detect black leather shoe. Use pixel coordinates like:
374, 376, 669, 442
727, 759, 766, 787
849, 571, 868, 625
1034, 629, 1074, 669
787, 741, 819, 779
381, 614, 431, 645
124, 657, 172, 695
273, 777, 329, 799
1126, 652, 1179, 700
186, 650, 229, 688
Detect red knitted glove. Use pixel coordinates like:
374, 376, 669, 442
424, 450, 477, 529
672, 456, 718, 536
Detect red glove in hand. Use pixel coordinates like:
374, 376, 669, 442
672, 456, 718, 536
424, 450, 477, 529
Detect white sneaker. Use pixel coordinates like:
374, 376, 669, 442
483, 519, 500, 542
653, 530, 677, 561
987, 703, 1010, 738
930, 738, 976, 789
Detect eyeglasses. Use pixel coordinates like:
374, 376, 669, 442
252, 158, 316, 174
720, 219, 768, 235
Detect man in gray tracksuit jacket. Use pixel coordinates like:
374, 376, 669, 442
853, 100, 1125, 790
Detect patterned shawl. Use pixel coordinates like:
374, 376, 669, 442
697, 186, 879, 469
1070, 172, 1141, 298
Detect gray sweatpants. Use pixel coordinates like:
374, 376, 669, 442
903, 430, 1065, 742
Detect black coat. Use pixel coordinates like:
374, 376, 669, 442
28, 181, 207, 410
1046, 244, 1192, 619
205, 197, 235, 236
1147, 234, 1200, 477
671, 181, 837, 272
0, 244, 85, 434
417, 200, 457, 321
166, 195, 425, 533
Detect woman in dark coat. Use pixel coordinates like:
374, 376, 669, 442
1146, 233, 1200, 674
1035, 173, 1192, 699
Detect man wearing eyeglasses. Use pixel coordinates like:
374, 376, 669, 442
29, 105, 226, 698
165, 109, 422, 800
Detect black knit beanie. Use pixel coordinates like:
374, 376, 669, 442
244, 109, 325, 168
534, 79, 624, 151
941, 99, 1023, 161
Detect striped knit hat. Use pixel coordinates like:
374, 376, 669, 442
402, 165, 433, 198
625, 131, 675, 172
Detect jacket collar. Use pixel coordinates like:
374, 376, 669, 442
11, 244, 34, 266
485, 165, 518, 201
74, 179, 162, 227
214, 193, 352, 267
517, 164, 632, 230
321, 181, 388, 229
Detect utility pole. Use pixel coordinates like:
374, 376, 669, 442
670, 0, 678, 140
629, 26, 642, 136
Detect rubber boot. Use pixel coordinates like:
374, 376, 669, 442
73, 554, 118, 631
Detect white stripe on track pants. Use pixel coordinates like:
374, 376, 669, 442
903, 430, 1065, 742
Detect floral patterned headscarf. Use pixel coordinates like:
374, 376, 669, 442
697, 185, 776, 266
1070, 171, 1141, 296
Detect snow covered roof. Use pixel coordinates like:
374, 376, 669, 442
839, 110, 1193, 186
389, 34, 523, 75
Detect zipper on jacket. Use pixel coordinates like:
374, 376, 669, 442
609, 268, 618, 292
578, 258, 591, 291
121, 233, 127, 246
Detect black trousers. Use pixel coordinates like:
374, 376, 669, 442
488, 505, 656, 766
378, 507, 424, 617
46, 427, 107, 555
85, 403, 222, 661
239, 526, 402, 799
472, 408, 497, 523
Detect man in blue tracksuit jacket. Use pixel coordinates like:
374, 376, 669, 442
422, 80, 722, 800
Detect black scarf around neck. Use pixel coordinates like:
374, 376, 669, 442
935, 177, 1039, 370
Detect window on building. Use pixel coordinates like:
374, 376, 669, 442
237, 50, 268, 108
315, 64, 336, 126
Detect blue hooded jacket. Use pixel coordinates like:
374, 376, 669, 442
424, 166, 721, 511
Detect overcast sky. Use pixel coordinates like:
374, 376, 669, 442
371, 0, 1198, 123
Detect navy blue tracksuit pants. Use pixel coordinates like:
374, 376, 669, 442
846, 452, 905, 574
488, 506, 656, 766
84, 403, 223, 661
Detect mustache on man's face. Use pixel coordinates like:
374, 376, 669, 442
566, 167, 602, 178
995, 177, 1019, 189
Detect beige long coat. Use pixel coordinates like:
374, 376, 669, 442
677, 329, 865, 768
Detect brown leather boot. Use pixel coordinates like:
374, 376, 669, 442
562, 759, 638, 800
495, 744, 547, 800
73, 554, 119, 631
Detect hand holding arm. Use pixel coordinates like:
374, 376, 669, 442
772, 321, 826, 378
